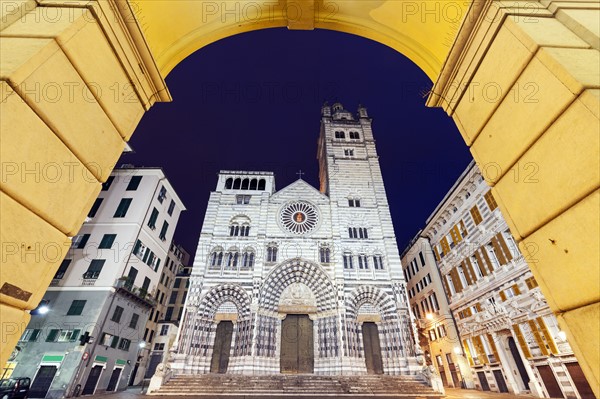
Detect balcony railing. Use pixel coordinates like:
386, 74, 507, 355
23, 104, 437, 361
114, 279, 156, 307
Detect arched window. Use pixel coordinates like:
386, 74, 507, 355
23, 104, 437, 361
373, 254, 384, 270
210, 248, 224, 268
241, 225, 250, 237
241, 178, 249, 190
358, 254, 368, 269
343, 252, 353, 269
319, 246, 331, 263
233, 178, 241, 189
258, 179, 266, 190
349, 131, 360, 140
225, 178, 233, 189
225, 251, 239, 269
242, 251, 255, 268
266, 245, 278, 263
249, 179, 257, 190
229, 224, 240, 237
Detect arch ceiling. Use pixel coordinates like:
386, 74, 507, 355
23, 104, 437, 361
130, 0, 471, 81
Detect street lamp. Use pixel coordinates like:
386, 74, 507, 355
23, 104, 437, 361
426, 313, 434, 320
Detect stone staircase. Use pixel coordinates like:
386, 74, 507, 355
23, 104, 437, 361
150, 374, 444, 398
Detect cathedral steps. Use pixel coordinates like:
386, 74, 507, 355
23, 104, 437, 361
150, 374, 443, 398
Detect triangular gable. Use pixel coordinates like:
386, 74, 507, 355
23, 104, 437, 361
270, 179, 329, 202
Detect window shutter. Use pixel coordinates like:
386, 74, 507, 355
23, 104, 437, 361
496, 233, 514, 261
465, 258, 478, 283
46, 329, 59, 342
30, 329, 41, 342
536, 317, 559, 355
474, 251, 489, 276
472, 336, 489, 364
512, 284, 521, 295
491, 237, 508, 265
441, 237, 451, 255
486, 334, 500, 362
528, 320, 549, 356
450, 268, 463, 292
513, 324, 532, 358
441, 276, 451, 297
70, 329, 81, 342
499, 291, 507, 301
480, 247, 494, 272
462, 262, 474, 285
433, 246, 441, 261
463, 340, 474, 366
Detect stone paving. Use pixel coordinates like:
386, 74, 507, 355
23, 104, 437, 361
83, 386, 535, 399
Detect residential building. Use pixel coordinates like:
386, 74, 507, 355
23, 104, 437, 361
401, 236, 474, 389
419, 161, 594, 398
7, 167, 185, 398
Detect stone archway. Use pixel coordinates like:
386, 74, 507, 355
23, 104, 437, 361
0, 0, 598, 393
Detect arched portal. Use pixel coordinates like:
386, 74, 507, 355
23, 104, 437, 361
1, 0, 598, 393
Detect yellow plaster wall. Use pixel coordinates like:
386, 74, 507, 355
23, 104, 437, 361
130, 0, 470, 81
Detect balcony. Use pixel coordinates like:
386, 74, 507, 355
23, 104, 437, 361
114, 279, 156, 308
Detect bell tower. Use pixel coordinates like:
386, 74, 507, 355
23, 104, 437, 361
317, 102, 404, 282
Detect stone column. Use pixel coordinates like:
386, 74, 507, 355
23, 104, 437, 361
427, 1, 599, 395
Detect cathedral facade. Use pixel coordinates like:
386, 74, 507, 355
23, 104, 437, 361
171, 103, 419, 376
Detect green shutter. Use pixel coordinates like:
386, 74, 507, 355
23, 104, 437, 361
94, 355, 108, 363
29, 329, 41, 342
111, 336, 119, 348
70, 329, 81, 342
46, 329, 59, 342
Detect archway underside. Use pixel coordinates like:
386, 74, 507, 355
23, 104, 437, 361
130, 0, 470, 81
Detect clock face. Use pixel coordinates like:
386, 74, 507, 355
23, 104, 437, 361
279, 201, 319, 235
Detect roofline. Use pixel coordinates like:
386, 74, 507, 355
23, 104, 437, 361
113, 166, 187, 211
424, 160, 476, 225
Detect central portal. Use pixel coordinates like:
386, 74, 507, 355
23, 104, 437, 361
280, 314, 314, 374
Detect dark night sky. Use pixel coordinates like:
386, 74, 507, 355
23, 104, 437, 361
120, 28, 472, 260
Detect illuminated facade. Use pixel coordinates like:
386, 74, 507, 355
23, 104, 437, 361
171, 104, 419, 376
421, 162, 594, 398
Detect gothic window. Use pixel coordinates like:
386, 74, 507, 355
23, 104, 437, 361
258, 179, 266, 190
348, 227, 368, 239
334, 131, 345, 139
210, 248, 224, 268
358, 255, 368, 269
249, 179, 258, 190
349, 131, 360, 140
344, 149, 354, 157
373, 255, 384, 270
343, 252, 353, 269
242, 251, 255, 268
229, 224, 240, 237
348, 198, 361, 207
266, 245, 278, 263
241, 178, 249, 190
319, 246, 331, 263
225, 178, 233, 189
233, 178, 241, 189
240, 225, 250, 236
225, 251, 239, 269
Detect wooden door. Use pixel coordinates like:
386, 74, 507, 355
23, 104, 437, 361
565, 363, 595, 399
210, 321, 234, 373
538, 365, 564, 398
362, 322, 384, 374
280, 314, 314, 374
